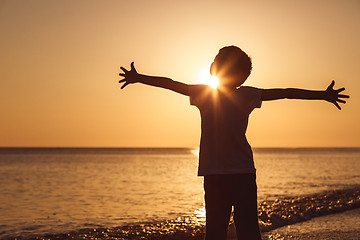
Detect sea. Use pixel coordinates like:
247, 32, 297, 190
0, 147, 360, 239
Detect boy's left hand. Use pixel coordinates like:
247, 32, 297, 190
119, 62, 139, 89
324, 80, 349, 110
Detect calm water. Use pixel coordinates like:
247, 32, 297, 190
0, 148, 360, 238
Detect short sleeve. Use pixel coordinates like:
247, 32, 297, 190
251, 87, 263, 109
188, 85, 212, 107
189, 87, 198, 106
239, 86, 263, 111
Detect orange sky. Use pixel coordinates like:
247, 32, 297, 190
1, 0, 359, 147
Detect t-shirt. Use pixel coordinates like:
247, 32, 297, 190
189, 85, 263, 176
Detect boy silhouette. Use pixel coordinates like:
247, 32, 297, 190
118, 46, 349, 240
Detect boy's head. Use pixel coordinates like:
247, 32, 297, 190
210, 46, 252, 88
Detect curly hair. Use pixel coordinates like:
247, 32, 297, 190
210, 46, 252, 82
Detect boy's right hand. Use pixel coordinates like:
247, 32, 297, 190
119, 62, 139, 89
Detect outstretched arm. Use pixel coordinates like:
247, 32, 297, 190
261, 80, 349, 110
119, 62, 190, 96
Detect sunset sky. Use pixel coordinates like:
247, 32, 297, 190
1, 0, 359, 148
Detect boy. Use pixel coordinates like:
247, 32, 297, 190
118, 46, 349, 240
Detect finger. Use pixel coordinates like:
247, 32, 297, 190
119, 73, 126, 77
337, 99, 346, 104
119, 79, 126, 83
121, 82, 129, 89
329, 80, 335, 89
338, 94, 350, 98
120, 67, 128, 73
130, 61, 135, 71
334, 101, 341, 110
336, 87, 345, 93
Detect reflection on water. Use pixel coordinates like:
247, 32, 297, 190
0, 148, 203, 237
191, 148, 200, 157
194, 204, 206, 220
0, 148, 359, 238
254, 148, 360, 200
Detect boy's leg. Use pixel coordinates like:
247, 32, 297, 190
232, 173, 261, 240
204, 175, 232, 240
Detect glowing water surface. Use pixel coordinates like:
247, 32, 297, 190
0, 148, 359, 238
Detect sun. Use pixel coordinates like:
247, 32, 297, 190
197, 67, 219, 89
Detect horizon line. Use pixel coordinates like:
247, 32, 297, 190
1, 146, 360, 149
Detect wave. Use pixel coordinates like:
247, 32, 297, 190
258, 186, 360, 231
4, 186, 360, 240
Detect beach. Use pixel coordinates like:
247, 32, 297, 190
263, 208, 360, 240
3, 187, 360, 240
5, 204, 360, 240
1, 148, 360, 239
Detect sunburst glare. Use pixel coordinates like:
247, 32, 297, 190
197, 67, 219, 89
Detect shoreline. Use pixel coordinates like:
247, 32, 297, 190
6, 210, 360, 240
262, 208, 360, 240
4, 187, 360, 240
